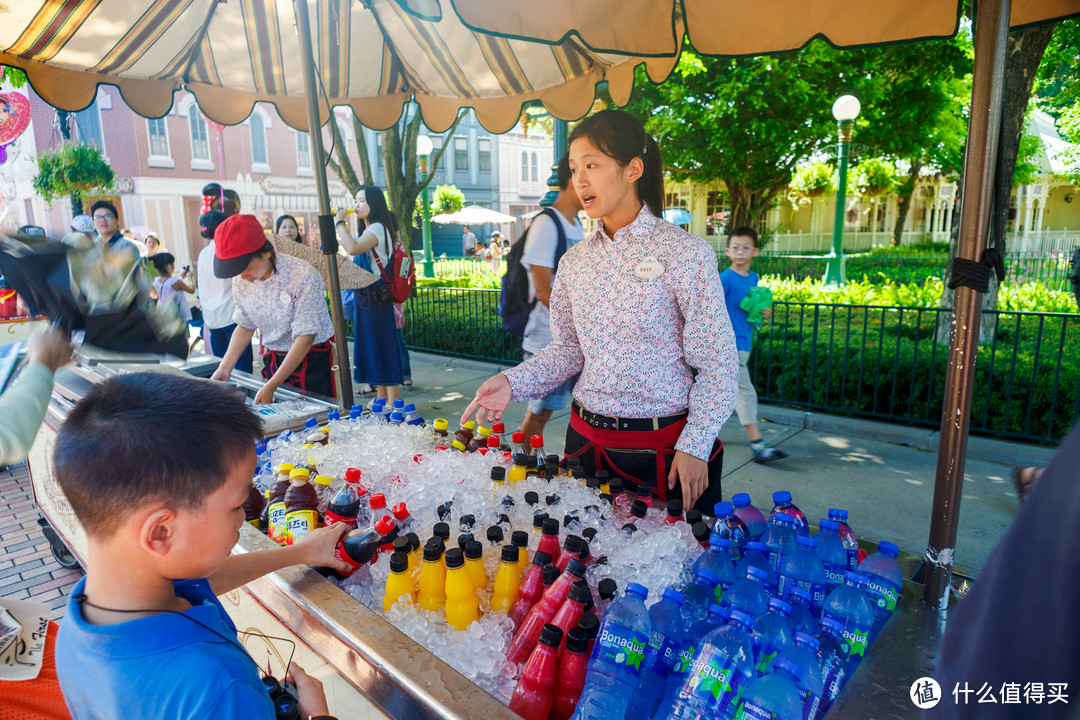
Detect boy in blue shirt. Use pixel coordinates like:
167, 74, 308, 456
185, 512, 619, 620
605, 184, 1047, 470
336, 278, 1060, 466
719, 227, 789, 463
54, 372, 352, 719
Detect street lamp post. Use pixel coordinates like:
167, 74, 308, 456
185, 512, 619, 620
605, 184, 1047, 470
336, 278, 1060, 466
417, 134, 435, 278
823, 94, 861, 287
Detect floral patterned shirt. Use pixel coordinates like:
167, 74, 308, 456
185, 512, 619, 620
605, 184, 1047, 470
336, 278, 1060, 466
502, 205, 739, 460
232, 254, 334, 352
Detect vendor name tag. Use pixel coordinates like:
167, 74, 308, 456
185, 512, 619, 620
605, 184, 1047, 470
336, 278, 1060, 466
635, 257, 665, 282
279, 291, 291, 305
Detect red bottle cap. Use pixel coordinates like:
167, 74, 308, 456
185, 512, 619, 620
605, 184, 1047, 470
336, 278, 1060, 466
492, 422, 505, 433
413, 453, 425, 464
478, 447, 489, 456
487, 435, 500, 447
345, 467, 362, 483
392, 502, 410, 521
369, 493, 387, 510
512, 431, 525, 443
375, 516, 396, 535
434, 445, 448, 451
530, 435, 544, 448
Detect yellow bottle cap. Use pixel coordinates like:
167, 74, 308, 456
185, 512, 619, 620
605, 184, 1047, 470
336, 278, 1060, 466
463, 420, 476, 431
433, 418, 449, 431
302, 443, 315, 448
451, 440, 468, 452
276, 463, 295, 474
318, 427, 330, 433
477, 426, 492, 437
263, 490, 271, 499
314, 475, 334, 486
289, 468, 311, 479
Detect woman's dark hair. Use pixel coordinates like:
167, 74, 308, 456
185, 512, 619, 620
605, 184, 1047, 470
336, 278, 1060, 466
275, 214, 303, 242
257, 240, 277, 274
151, 252, 175, 275
568, 110, 664, 218
357, 187, 397, 247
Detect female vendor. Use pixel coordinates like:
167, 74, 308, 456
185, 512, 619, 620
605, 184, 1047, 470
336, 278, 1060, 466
463, 110, 739, 512
210, 214, 335, 403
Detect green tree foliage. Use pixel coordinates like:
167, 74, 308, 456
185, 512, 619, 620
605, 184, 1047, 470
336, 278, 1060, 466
1034, 19, 1080, 119
414, 184, 465, 224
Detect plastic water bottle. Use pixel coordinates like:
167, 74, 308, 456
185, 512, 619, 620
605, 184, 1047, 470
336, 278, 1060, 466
812, 520, 849, 596
693, 536, 737, 598
769, 491, 809, 536
750, 598, 794, 675
828, 509, 860, 571
733, 657, 803, 720
821, 572, 875, 671
403, 403, 425, 426
627, 589, 687, 719
349, 403, 364, 420
664, 610, 756, 720
813, 618, 850, 716
858, 541, 903, 642
781, 587, 817, 637
571, 583, 651, 720
734, 542, 770, 592
711, 502, 749, 562
388, 411, 405, 425
721, 566, 770, 619
762, 514, 799, 595
681, 569, 720, 624
327, 409, 340, 421
771, 633, 824, 720
652, 605, 728, 720
731, 493, 768, 540
777, 536, 828, 617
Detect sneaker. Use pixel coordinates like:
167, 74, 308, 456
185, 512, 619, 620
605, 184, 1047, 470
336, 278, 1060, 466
751, 443, 788, 464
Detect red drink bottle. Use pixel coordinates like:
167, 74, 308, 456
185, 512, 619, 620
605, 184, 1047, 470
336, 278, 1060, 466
508, 550, 553, 630
550, 627, 590, 720
550, 582, 589, 654
506, 559, 586, 664
508, 624, 562, 720
555, 534, 583, 572
537, 518, 561, 560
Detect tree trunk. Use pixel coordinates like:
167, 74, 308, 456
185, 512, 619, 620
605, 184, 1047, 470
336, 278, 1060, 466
891, 161, 922, 246
724, 181, 770, 236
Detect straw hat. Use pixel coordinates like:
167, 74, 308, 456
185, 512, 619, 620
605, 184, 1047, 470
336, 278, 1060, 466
269, 235, 379, 290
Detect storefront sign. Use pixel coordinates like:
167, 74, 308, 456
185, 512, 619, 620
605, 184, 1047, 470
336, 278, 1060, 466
113, 177, 134, 194
260, 176, 347, 196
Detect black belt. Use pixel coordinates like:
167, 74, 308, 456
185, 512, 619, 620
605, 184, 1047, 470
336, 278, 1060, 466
571, 401, 688, 432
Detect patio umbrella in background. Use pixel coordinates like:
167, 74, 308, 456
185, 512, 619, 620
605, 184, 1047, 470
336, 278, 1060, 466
431, 205, 518, 225
662, 208, 694, 226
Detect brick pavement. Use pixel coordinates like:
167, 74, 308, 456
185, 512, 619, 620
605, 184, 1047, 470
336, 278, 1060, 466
0, 462, 82, 620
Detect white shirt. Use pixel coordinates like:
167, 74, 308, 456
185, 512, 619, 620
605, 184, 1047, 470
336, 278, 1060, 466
364, 223, 391, 267
520, 209, 584, 354
154, 275, 192, 322
197, 241, 236, 329
462, 231, 477, 252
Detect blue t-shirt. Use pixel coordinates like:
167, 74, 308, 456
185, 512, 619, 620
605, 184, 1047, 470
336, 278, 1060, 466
57, 577, 275, 719
719, 268, 759, 352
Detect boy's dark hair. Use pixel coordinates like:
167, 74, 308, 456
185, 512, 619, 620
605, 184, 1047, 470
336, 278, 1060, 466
568, 110, 664, 219
54, 373, 263, 539
150, 252, 175, 274
728, 226, 760, 248
557, 152, 571, 190
89, 200, 118, 220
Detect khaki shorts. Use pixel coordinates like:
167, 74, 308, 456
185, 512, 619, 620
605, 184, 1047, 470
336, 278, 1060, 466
734, 349, 759, 426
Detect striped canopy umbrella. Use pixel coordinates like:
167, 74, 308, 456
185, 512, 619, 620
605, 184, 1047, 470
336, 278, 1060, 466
0, 0, 674, 132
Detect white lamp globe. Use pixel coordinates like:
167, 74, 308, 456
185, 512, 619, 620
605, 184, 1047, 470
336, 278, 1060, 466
832, 95, 861, 122
416, 135, 434, 158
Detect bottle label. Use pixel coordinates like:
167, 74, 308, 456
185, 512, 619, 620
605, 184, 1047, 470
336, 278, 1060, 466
822, 611, 871, 660
324, 510, 358, 529
673, 644, 696, 678
285, 510, 319, 544
822, 561, 846, 588
754, 647, 778, 676
801, 687, 821, 720
846, 549, 859, 571
863, 576, 901, 615
642, 631, 681, 676
594, 623, 647, 676
778, 574, 826, 610
682, 652, 745, 717
333, 542, 364, 572
735, 699, 777, 719
268, 502, 287, 542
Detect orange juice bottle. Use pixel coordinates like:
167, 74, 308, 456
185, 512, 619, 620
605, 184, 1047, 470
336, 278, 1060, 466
383, 552, 417, 611
491, 545, 522, 611
417, 539, 447, 613
508, 454, 530, 483
444, 548, 480, 630
464, 540, 487, 590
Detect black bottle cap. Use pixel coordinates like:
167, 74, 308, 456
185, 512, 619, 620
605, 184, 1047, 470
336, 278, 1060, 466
511, 530, 529, 548
464, 540, 483, 560
598, 578, 617, 600
437, 501, 453, 521
577, 613, 600, 639
608, 477, 624, 495
565, 627, 589, 654
686, 509, 703, 525
545, 493, 560, 506
501, 544, 520, 563
393, 536, 411, 554
532, 550, 553, 566
637, 485, 653, 499
514, 453, 532, 467
460, 514, 476, 529
499, 513, 511, 525
487, 526, 505, 545
545, 462, 560, 477
524, 491, 539, 506
586, 476, 601, 490
546, 454, 560, 466
594, 555, 608, 566
564, 558, 587, 579
668, 498, 683, 513
667, 505, 683, 519
433, 522, 450, 540
542, 518, 560, 536
692, 521, 711, 543
563, 513, 580, 528
579, 540, 591, 562
389, 552, 409, 573
599, 493, 613, 506
542, 565, 561, 586
501, 495, 515, 508
567, 456, 582, 468
538, 624, 563, 648
490, 466, 506, 482
571, 468, 586, 480
423, 540, 444, 562
568, 582, 591, 604
456, 533, 472, 550
444, 548, 465, 569
582, 527, 598, 541
533, 512, 549, 530
563, 534, 584, 553
406, 532, 421, 553
621, 523, 638, 534
631, 500, 648, 518
595, 469, 610, 481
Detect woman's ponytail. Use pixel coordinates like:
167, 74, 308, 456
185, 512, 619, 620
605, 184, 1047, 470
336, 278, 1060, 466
639, 134, 665, 218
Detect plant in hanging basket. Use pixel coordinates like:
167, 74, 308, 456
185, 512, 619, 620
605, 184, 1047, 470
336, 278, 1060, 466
32, 141, 116, 206
852, 158, 896, 197
790, 162, 836, 203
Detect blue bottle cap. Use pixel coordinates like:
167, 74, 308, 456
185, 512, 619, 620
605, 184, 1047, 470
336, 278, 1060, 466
304, 417, 318, 429
254, 438, 267, 453
389, 412, 405, 422
786, 587, 811, 603
829, 508, 848, 520
707, 603, 725, 619
372, 397, 385, 407
796, 535, 818, 549
328, 410, 340, 421
403, 403, 416, 413
820, 617, 845, 634
794, 632, 820, 651
747, 566, 768, 581
713, 501, 734, 516
279, 430, 293, 440
351, 403, 363, 412
845, 571, 868, 586
768, 598, 792, 616
877, 541, 899, 557
349, 408, 363, 419
710, 535, 731, 549
731, 492, 751, 507
773, 657, 802, 680
393, 399, 405, 408
773, 513, 796, 526
729, 609, 755, 629
773, 490, 792, 503
818, 519, 839, 531
746, 541, 767, 553
663, 588, 686, 605
696, 568, 720, 585
626, 582, 649, 599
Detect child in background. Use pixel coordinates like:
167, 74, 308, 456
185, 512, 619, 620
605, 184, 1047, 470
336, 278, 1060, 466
151, 251, 195, 322
720, 227, 789, 463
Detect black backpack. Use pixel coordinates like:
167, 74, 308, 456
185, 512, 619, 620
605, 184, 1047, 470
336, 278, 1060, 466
500, 208, 568, 337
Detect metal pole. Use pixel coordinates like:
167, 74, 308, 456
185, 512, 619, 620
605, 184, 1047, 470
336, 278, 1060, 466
421, 155, 434, 278
293, 0, 353, 406
541, 118, 569, 208
923, 0, 1010, 611
823, 120, 851, 286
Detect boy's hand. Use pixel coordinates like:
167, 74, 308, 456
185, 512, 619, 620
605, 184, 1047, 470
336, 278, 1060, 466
254, 381, 278, 405
27, 328, 73, 373
291, 523, 352, 573
287, 663, 330, 719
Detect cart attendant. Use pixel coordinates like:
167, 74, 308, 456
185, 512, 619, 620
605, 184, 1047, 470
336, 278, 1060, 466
463, 110, 739, 512
210, 214, 335, 404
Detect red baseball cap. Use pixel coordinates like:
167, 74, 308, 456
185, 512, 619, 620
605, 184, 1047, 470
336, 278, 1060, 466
214, 214, 268, 278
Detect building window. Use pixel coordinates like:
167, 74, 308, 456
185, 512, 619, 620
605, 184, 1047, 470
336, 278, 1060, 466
478, 138, 491, 172
521, 151, 529, 182
189, 111, 210, 161
75, 104, 105, 152
706, 191, 728, 236
455, 138, 469, 172
250, 114, 268, 166
296, 131, 311, 170
530, 152, 538, 182
147, 118, 170, 157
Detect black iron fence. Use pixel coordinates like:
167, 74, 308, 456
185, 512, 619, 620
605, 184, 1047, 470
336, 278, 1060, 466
404, 289, 1080, 443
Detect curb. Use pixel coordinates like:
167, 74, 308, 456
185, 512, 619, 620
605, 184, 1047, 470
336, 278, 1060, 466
409, 351, 513, 374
